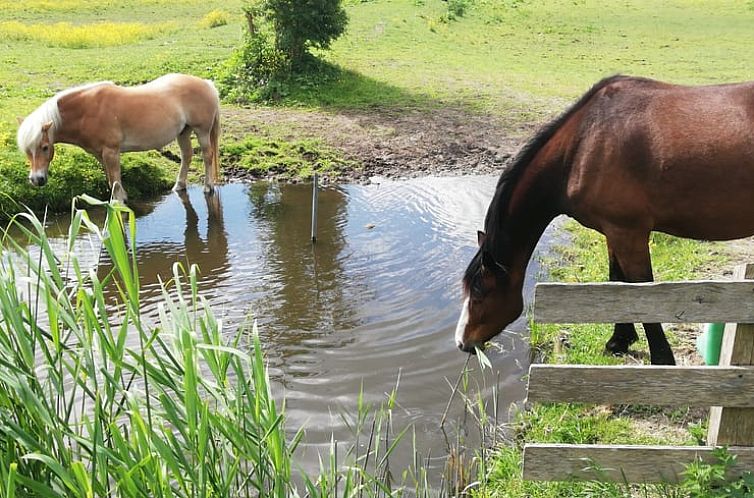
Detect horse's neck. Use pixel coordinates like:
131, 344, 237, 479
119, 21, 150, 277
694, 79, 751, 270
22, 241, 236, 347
501, 157, 563, 270
53, 91, 88, 147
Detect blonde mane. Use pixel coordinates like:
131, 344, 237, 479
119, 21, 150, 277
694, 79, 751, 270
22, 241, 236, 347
16, 81, 113, 154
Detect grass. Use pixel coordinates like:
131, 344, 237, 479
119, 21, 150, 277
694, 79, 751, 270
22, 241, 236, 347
221, 135, 355, 180
0, 199, 299, 496
0, 144, 173, 218
296, 0, 754, 117
0, 20, 176, 48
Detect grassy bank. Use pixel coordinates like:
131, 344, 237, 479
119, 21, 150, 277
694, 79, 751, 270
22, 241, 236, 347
482, 221, 728, 497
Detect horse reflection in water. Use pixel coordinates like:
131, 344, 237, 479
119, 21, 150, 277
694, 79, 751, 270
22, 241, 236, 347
98, 191, 229, 305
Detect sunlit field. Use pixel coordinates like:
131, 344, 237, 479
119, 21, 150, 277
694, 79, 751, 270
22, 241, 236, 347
0, 20, 176, 48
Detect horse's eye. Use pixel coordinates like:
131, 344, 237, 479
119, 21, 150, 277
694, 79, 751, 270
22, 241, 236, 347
42, 145, 49, 152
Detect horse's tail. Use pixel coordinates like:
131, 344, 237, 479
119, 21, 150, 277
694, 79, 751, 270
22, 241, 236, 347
210, 109, 221, 184
206, 79, 221, 184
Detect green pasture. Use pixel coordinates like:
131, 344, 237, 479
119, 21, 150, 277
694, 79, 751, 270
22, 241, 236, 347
1, 0, 754, 213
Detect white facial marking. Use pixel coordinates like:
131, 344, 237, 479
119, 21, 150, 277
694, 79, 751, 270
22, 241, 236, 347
455, 297, 470, 348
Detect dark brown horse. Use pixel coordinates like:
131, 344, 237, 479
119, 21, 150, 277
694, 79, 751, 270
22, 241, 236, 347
456, 75, 754, 365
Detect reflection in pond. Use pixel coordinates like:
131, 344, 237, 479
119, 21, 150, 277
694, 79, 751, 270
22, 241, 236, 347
247, 183, 360, 351
19, 177, 557, 481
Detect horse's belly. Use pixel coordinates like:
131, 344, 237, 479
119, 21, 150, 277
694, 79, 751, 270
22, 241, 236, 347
120, 125, 182, 152
656, 201, 754, 241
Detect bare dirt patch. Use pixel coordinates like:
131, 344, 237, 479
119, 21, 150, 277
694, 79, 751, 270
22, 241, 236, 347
221, 105, 529, 182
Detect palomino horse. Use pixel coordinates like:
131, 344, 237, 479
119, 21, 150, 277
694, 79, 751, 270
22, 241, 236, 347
457, 75, 754, 365
16, 73, 220, 202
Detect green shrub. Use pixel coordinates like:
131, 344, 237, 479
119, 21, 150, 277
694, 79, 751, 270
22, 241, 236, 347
217, 0, 348, 101
682, 448, 754, 498
215, 30, 290, 102
447, 0, 472, 19
263, 0, 348, 65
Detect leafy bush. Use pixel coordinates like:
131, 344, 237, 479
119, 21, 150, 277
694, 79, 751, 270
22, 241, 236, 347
263, 0, 348, 65
215, 30, 290, 102
446, 0, 472, 20
217, 0, 348, 101
682, 448, 754, 498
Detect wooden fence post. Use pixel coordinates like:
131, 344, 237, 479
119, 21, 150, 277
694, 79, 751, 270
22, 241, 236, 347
707, 263, 754, 446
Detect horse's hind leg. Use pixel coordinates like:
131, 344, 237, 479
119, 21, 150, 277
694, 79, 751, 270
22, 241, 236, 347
173, 127, 193, 192
606, 230, 675, 365
605, 247, 640, 355
196, 130, 215, 194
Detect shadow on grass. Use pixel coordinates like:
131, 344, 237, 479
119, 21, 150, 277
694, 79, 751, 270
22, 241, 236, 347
269, 58, 443, 111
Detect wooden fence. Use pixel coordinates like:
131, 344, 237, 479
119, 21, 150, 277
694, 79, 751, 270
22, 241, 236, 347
522, 263, 754, 483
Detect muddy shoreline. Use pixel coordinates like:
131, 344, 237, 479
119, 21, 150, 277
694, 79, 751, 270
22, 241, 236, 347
219, 105, 535, 184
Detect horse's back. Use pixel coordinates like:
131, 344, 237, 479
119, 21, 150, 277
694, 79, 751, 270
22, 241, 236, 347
78, 74, 218, 151
566, 77, 754, 240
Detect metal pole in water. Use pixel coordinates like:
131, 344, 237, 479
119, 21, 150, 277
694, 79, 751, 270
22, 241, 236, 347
311, 172, 319, 243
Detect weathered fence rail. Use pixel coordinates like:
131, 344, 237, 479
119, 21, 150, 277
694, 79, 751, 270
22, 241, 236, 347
522, 263, 754, 484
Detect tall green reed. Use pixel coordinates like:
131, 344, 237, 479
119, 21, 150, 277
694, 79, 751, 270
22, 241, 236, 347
0, 197, 301, 497
0, 197, 493, 497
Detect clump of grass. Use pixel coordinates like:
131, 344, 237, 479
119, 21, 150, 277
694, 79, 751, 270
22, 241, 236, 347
0, 146, 173, 219
199, 9, 230, 29
0, 20, 175, 48
221, 135, 356, 179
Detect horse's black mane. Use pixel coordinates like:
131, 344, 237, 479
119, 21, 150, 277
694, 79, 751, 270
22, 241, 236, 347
463, 74, 633, 291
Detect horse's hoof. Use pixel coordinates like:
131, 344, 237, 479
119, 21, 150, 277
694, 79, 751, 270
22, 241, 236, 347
173, 182, 187, 192
605, 338, 632, 356
650, 353, 676, 366
204, 185, 215, 195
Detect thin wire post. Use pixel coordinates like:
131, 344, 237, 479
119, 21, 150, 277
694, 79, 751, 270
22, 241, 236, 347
311, 172, 319, 243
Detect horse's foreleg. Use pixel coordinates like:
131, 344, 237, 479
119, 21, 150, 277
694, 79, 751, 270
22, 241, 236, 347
196, 131, 215, 194
174, 128, 193, 192
102, 147, 127, 203
605, 246, 640, 355
606, 230, 675, 365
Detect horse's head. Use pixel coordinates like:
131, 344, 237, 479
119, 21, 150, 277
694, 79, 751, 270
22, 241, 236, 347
455, 230, 523, 353
17, 117, 55, 187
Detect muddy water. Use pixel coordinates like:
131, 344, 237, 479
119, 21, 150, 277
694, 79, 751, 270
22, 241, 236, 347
33, 176, 557, 479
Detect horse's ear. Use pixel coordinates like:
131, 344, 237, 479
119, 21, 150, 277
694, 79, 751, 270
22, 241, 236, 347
481, 249, 507, 276
16, 116, 24, 126
477, 230, 486, 247
481, 250, 496, 271
41, 121, 53, 132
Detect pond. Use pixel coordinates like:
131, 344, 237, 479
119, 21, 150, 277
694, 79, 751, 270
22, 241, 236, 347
30, 176, 558, 480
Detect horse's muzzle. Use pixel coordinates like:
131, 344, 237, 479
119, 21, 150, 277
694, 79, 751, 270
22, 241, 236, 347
29, 174, 47, 187
456, 341, 478, 355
